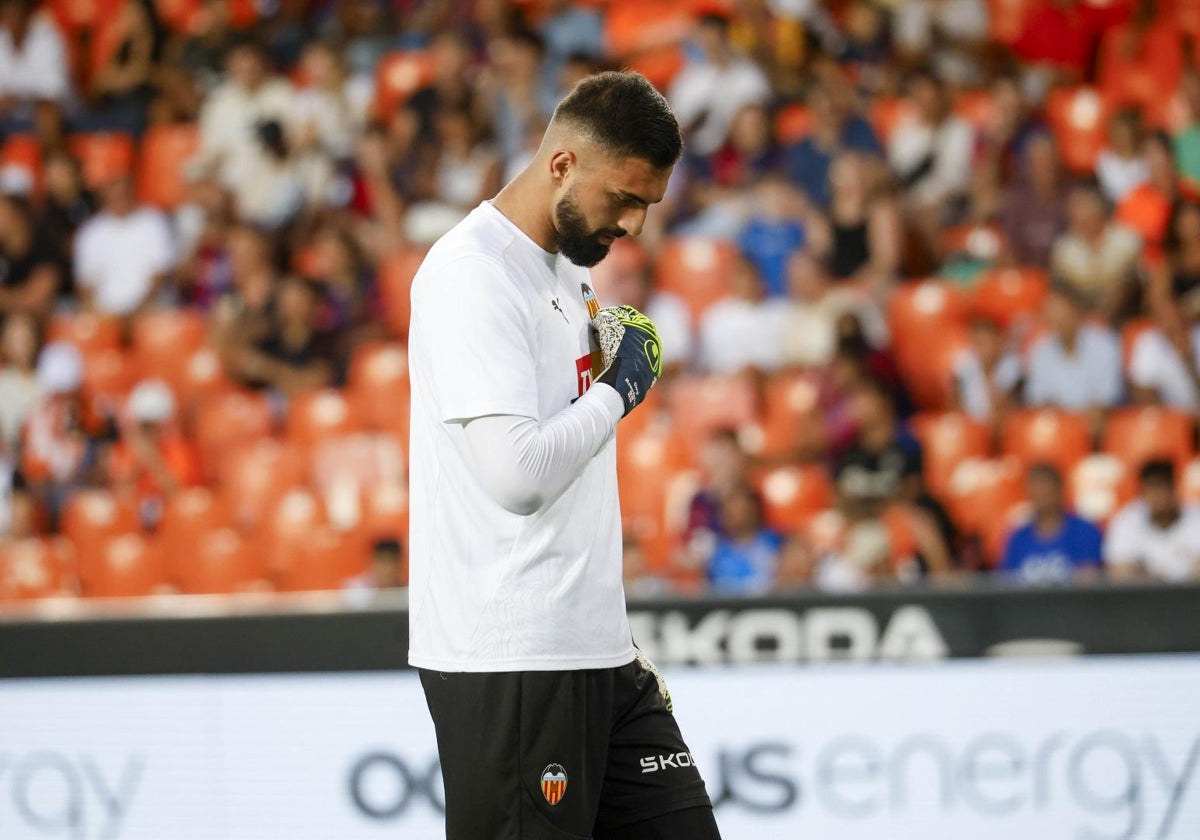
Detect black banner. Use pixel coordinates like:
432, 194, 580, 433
2, 582, 1199, 678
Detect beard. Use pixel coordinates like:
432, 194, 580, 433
553, 188, 625, 267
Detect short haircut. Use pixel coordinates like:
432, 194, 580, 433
1028, 462, 1063, 486
1139, 459, 1176, 486
553, 71, 683, 170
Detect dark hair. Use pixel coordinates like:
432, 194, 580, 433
1028, 462, 1063, 486
698, 12, 731, 31
553, 71, 683, 170
1139, 459, 1176, 486
1164, 197, 1200, 256
372, 538, 403, 561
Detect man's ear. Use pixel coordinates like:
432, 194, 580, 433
549, 149, 574, 185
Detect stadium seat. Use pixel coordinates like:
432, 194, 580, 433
374, 51, 437, 118
1069, 454, 1135, 523
377, 248, 425, 337
176, 345, 234, 407
986, 0, 1038, 45
286, 389, 363, 449
354, 477, 409, 549
311, 433, 406, 530
1, 134, 41, 189
982, 499, 1032, 567
67, 132, 134, 189
616, 420, 692, 527
1116, 183, 1173, 246
654, 237, 739, 325
1101, 407, 1195, 470
347, 342, 409, 439
154, 0, 203, 33
1045, 87, 1110, 174
745, 372, 820, 459
1163, 0, 1200, 36
938, 224, 1004, 263
1001, 409, 1092, 475
177, 527, 267, 594
944, 456, 1026, 538
868, 96, 919, 146
911, 412, 993, 498
887, 281, 970, 409
217, 437, 307, 531
60, 489, 140, 581
259, 487, 329, 580
193, 390, 275, 477
626, 45, 686, 91
48, 312, 123, 355
82, 533, 169, 598
953, 89, 999, 134
0, 538, 74, 600
758, 465, 834, 531
130, 309, 208, 389
666, 374, 759, 452
157, 486, 230, 561
971, 267, 1049, 330
81, 348, 136, 407
49, 0, 123, 31
774, 104, 811, 145
275, 525, 367, 592
1096, 22, 1184, 113
137, 123, 200, 210
604, 0, 696, 56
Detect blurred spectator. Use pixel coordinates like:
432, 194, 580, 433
0, 312, 39, 452
698, 257, 786, 374
1106, 460, 1200, 582
811, 151, 900, 295
599, 238, 693, 374
1128, 298, 1200, 409
1096, 108, 1148, 204
975, 74, 1046, 189
1175, 68, 1200, 189
168, 0, 238, 94
888, 69, 973, 234
0, 462, 34, 539
704, 102, 779, 191
1049, 181, 1140, 320
291, 42, 359, 161
998, 132, 1069, 267
211, 223, 277, 353
408, 32, 476, 142
778, 251, 861, 369
228, 274, 337, 395
1117, 131, 1178, 252
85, 0, 163, 135
74, 176, 176, 316
1024, 283, 1123, 418
34, 151, 94, 298
175, 177, 234, 308
345, 537, 407, 595
684, 429, 750, 548
1000, 464, 1103, 584
953, 316, 1022, 424
892, 0, 988, 87
108, 379, 202, 524
0, 0, 70, 135
706, 483, 784, 595
668, 13, 771, 158
737, 176, 811, 298
485, 28, 552, 165
1148, 198, 1200, 315
783, 79, 881, 210
620, 534, 675, 599
432, 105, 501, 212
538, 0, 602, 91
0, 192, 58, 318
234, 118, 317, 230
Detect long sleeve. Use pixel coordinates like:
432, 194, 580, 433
463, 383, 625, 516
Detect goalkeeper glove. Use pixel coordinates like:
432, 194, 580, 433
591, 305, 662, 416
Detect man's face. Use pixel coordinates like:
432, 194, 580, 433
1028, 472, 1062, 517
552, 154, 671, 267
1143, 480, 1177, 520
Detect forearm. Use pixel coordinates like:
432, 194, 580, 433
464, 384, 625, 516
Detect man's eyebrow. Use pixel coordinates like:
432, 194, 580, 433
615, 190, 651, 207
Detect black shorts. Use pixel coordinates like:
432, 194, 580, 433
419, 652, 715, 840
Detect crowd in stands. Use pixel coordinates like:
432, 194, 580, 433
2, 0, 1200, 601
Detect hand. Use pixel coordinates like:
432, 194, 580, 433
591, 305, 662, 416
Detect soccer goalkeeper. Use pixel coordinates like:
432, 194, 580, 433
406, 71, 722, 840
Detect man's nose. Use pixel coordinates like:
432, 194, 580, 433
618, 207, 647, 237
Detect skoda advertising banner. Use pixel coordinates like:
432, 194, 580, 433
2, 655, 1199, 840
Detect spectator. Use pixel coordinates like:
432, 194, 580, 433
1096, 109, 1148, 204
737, 176, 812, 298
73, 176, 176, 316
888, 68, 973, 235
431, 105, 501, 213
706, 484, 784, 595
684, 428, 751, 549
1175, 67, 1200, 189
0, 0, 70, 135
1001, 464, 1103, 584
975, 74, 1046, 190
811, 151, 900, 295
783, 79, 881, 210
484, 28, 552, 165
704, 102, 779, 191
953, 316, 1022, 425
408, 32, 476, 142
34, 151, 94, 298
538, 0, 603, 91
175, 176, 234, 309
0, 462, 34, 539
1106, 460, 1200, 582
108, 379, 202, 525
778, 251, 861, 369
1117, 131, 1178, 252
291, 42, 359, 161
1148, 198, 1200, 315
597, 238, 693, 375
168, 0, 238, 95
85, 0, 163, 135
1128, 298, 1200, 409
892, 0, 988, 87
211, 223, 277, 355
1024, 283, 1123, 419
0, 192, 58, 317
668, 13, 771, 158
0, 312, 40, 452
998, 132, 1069, 268
698, 257, 786, 374
345, 537, 408, 596
1050, 181, 1140, 320
232, 118, 314, 230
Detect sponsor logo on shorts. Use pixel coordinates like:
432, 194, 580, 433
640, 752, 696, 774
541, 764, 568, 805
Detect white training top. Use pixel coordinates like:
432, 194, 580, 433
407, 201, 635, 672
1104, 500, 1200, 583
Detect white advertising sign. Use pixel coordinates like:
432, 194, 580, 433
1, 656, 1198, 839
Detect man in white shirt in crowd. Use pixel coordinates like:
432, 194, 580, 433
1128, 298, 1200, 410
1106, 459, 1200, 582
0, 0, 70, 131
408, 71, 719, 840
699, 256, 786, 374
74, 176, 176, 316
668, 12, 771, 158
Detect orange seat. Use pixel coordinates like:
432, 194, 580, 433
258, 488, 329, 581
82, 532, 169, 598
953, 89, 998, 134
354, 477, 409, 550
944, 456, 1026, 538
0, 538, 75, 600
48, 312, 123, 355
81, 348, 136, 408
1045, 87, 1110, 174
154, 0, 203, 33
347, 342, 409, 438
1001, 409, 1092, 475
886, 282, 969, 409
157, 486, 229, 558
971, 267, 1049, 329
193, 390, 275, 474
626, 45, 686, 91
1163, 0, 1200, 36
130, 309, 208, 389
60, 490, 140, 582
745, 372, 820, 459
1101, 407, 1194, 470
774, 104, 811, 145
654, 237, 739, 325
311, 432, 406, 529
868, 96, 919, 146
986, 0, 1039, 45
377, 248, 425, 337
1097, 22, 1184, 113
374, 51, 437, 118
49, 0, 123, 30
604, 0, 696, 56
275, 526, 368, 592
176, 345, 234, 407
67, 132, 134, 189
665, 374, 758, 451
217, 437, 307, 530
616, 420, 692, 529
1069, 454, 1135, 523
1, 134, 42, 190
1116, 183, 1172, 245
177, 527, 267, 594
286, 388, 363, 449
137, 123, 200, 210
911, 412, 993, 498
939, 224, 1004, 263
758, 465, 834, 531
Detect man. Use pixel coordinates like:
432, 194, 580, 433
1106, 460, 1200, 582
1001, 464, 1103, 584
407, 72, 721, 840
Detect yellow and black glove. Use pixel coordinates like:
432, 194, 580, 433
591, 305, 663, 417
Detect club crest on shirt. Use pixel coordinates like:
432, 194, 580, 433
581, 282, 600, 319
541, 764, 568, 806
